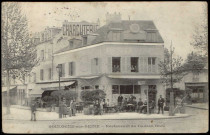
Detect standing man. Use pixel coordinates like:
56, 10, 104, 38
118, 94, 123, 107
30, 100, 37, 121
157, 95, 165, 114
137, 98, 143, 113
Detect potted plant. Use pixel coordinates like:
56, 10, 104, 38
81, 89, 106, 115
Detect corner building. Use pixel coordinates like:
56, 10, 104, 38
53, 20, 165, 106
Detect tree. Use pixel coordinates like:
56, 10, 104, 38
81, 89, 106, 106
51, 90, 78, 106
159, 47, 187, 87
159, 46, 187, 116
190, 4, 208, 57
182, 52, 206, 73
2, 2, 37, 114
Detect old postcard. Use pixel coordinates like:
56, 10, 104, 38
2, 2, 208, 133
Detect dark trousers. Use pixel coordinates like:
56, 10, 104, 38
158, 105, 164, 114
31, 111, 36, 121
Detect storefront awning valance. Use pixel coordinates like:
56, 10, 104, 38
107, 75, 161, 79
79, 76, 100, 79
29, 89, 44, 97
41, 81, 76, 91
2, 86, 17, 92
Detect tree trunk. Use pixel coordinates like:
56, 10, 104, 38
6, 69, 10, 114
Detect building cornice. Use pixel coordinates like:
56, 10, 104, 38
54, 42, 164, 56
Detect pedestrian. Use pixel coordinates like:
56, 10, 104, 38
100, 99, 104, 115
94, 99, 100, 115
157, 95, 165, 114
137, 98, 143, 113
30, 100, 37, 121
72, 99, 76, 116
149, 100, 155, 114
132, 98, 137, 112
118, 94, 123, 107
122, 98, 128, 112
69, 100, 73, 117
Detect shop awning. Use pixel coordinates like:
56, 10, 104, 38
79, 76, 100, 79
29, 89, 44, 97
107, 75, 161, 79
41, 81, 76, 91
2, 86, 17, 92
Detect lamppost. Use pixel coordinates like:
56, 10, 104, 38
56, 64, 62, 118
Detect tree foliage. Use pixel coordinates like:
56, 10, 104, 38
80, 89, 106, 103
159, 48, 187, 86
182, 52, 206, 73
1, 2, 37, 82
190, 5, 208, 57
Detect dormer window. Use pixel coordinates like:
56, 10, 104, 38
69, 40, 73, 47
83, 36, 87, 46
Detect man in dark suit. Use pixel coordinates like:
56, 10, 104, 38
118, 94, 123, 106
157, 95, 165, 114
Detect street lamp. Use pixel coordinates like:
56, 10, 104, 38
56, 64, 62, 118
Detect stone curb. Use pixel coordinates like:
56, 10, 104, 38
185, 105, 208, 110
3, 114, 191, 121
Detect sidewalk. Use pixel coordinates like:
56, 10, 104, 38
185, 103, 208, 110
2, 106, 191, 121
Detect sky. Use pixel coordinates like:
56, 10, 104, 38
20, 2, 207, 61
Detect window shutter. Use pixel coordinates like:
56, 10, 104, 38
73, 62, 76, 76
143, 57, 148, 73
108, 57, 112, 73
156, 57, 160, 73
126, 57, 131, 73
121, 57, 126, 73
139, 57, 144, 73
98, 58, 101, 73
91, 59, 95, 74
69, 62, 71, 76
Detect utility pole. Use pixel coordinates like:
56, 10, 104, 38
169, 40, 175, 116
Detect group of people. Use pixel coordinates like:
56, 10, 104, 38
117, 94, 165, 114
60, 99, 77, 118
93, 99, 110, 115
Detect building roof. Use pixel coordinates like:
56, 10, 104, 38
54, 20, 164, 54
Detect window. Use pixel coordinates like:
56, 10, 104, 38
120, 85, 133, 94
81, 86, 91, 90
61, 63, 65, 77
134, 85, 141, 94
94, 58, 98, 66
69, 62, 75, 76
33, 73, 36, 82
40, 69, 44, 81
193, 72, 199, 82
112, 57, 121, 72
147, 32, 157, 42
95, 85, 99, 89
48, 49, 51, 59
48, 68, 52, 80
69, 40, 73, 47
131, 57, 139, 72
148, 57, 156, 72
112, 32, 121, 41
112, 85, 119, 94
83, 37, 87, 46
41, 50, 44, 61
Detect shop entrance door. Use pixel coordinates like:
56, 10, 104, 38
148, 85, 157, 105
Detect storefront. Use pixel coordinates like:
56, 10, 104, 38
185, 82, 208, 103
